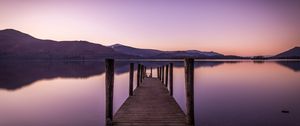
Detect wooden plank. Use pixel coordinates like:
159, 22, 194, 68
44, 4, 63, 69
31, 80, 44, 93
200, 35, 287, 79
113, 78, 187, 126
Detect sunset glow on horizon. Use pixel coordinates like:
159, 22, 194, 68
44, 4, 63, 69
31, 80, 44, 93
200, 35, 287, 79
1, 0, 300, 56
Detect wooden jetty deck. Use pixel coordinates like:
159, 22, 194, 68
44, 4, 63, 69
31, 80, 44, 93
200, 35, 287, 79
113, 77, 187, 126
105, 59, 195, 126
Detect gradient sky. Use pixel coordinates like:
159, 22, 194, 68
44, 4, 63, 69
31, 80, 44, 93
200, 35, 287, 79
0, 0, 300, 56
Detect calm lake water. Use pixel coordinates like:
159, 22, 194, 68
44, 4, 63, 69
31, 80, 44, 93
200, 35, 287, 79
0, 60, 299, 126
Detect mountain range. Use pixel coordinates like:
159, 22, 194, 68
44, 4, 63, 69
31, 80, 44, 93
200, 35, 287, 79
0, 29, 132, 60
109, 43, 237, 59
0, 29, 299, 60
274, 47, 300, 59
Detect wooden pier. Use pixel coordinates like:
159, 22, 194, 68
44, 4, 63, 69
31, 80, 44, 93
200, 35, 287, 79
105, 59, 195, 126
113, 77, 186, 126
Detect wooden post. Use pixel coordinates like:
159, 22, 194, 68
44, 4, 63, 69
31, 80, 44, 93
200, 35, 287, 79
184, 58, 194, 125
141, 65, 144, 82
158, 67, 160, 80
129, 63, 134, 96
105, 59, 114, 126
165, 64, 169, 87
142, 66, 144, 78
157, 67, 159, 78
169, 63, 173, 96
150, 67, 152, 77
160, 66, 163, 81
162, 66, 165, 84
137, 64, 141, 87
145, 66, 147, 78
159, 67, 161, 80
144, 65, 146, 78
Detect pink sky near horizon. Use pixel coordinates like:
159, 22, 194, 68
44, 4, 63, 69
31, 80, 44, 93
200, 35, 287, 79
0, 0, 300, 56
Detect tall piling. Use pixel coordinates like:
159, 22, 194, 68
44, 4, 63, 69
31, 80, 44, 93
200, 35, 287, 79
184, 58, 195, 125
105, 59, 114, 126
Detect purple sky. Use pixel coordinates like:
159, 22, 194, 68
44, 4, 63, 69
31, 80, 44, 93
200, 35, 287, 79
0, 0, 300, 56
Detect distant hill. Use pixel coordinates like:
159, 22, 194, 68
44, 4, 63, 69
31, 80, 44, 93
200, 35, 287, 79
274, 47, 300, 59
109, 44, 162, 57
0, 29, 248, 60
0, 29, 131, 60
109, 44, 228, 59
149, 50, 224, 59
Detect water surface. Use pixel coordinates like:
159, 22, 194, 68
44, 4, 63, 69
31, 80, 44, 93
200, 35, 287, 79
0, 60, 299, 126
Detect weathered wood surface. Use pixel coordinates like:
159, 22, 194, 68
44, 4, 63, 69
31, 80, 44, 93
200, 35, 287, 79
137, 64, 141, 87
129, 63, 134, 96
113, 78, 187, 126
169, 63, 173, 96
105, 59, 114, 125
184, 58, 195, 125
